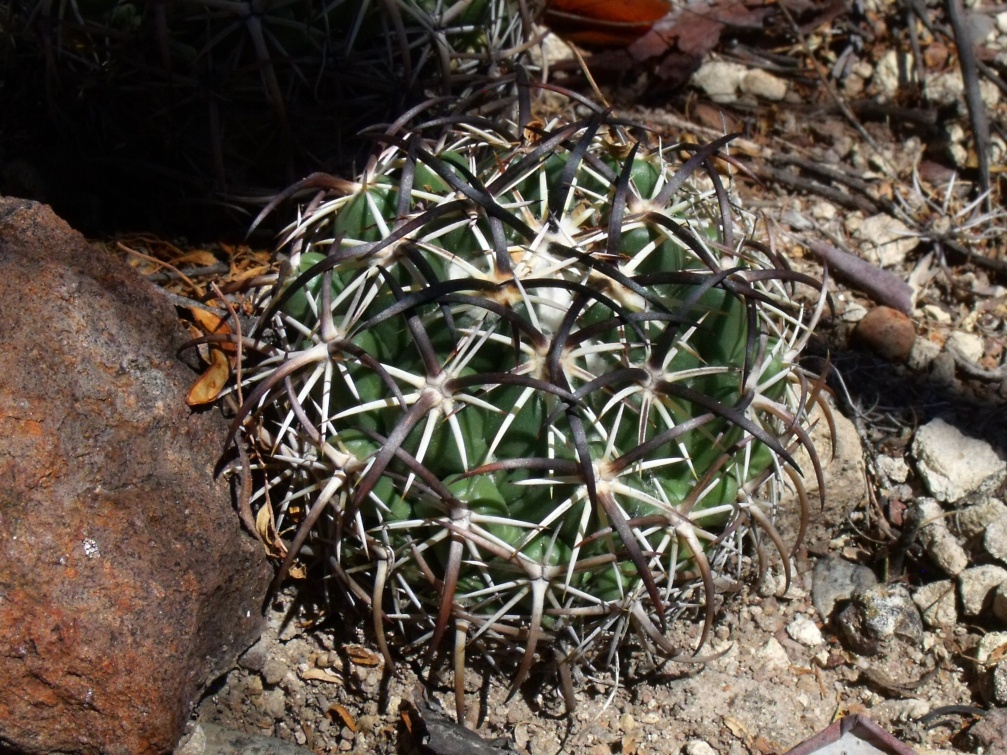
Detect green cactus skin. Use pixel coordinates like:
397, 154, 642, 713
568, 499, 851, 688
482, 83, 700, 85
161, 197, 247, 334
227, 98, 827, 711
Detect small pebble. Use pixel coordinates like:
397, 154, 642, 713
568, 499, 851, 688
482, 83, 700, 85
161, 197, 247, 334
946, 331, 985, 363
836, 584, 922, 655
787, 615, 825, 647
913, 418, 1007, 502
741, 69, 788, 101
812, 556, 878, 622
912, 580, 957, 627
261, 658, 288, 687
238, 639, 270, 673
976, 632, 1007, 705
856, 214, 920, 266
260, 688, 287, 720
957, 498, 1007, 539
757, 637, 792, 668
853, 306, 915, 362
907, 337, 941, 370
913, 498, 970, 576
958, 565, 1007, 617
984, 514, 1007, 565
684, 740, 718, 755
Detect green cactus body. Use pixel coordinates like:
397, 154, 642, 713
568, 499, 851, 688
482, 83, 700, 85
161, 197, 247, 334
236, 106, 824, 698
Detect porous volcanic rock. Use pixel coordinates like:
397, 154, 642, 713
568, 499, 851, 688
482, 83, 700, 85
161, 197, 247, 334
0, 198, 270, 754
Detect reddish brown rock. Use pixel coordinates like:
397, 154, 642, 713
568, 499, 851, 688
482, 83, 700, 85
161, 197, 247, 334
853, 305, 916, 362
0, 198, 270, 754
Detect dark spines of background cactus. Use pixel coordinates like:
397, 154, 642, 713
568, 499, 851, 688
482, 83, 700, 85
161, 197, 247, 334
220, 92, 829, 712
0, 0, 537, 235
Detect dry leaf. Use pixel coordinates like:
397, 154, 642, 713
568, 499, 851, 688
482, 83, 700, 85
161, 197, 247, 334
174, 249, 218, 267
345, 645, 382, 667
255, 500, 287, 559
189, 306, 237, 354
186, 347, 230, 406
301, 667, 344, 684
326, 703, 357, 731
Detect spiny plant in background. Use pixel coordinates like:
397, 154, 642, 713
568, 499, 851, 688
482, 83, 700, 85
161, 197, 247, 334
0, 0, 538, 230
212, 87, 829, 715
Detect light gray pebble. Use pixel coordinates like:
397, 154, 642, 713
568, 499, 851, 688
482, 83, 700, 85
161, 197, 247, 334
812, 557, 878, 622
247, 674, 264, 697
976, 632, 1007, 705
912, 418, 1006, 502
914, 498, 969, 576
787, 614, 825, 646
959, 565, 1007, 616
684, 740, 718, 755
174, 722, 314, 755
913, 580, 958, 627
836, 584, 923, 655
260, 688, 287, 720
261, 658, 288, 687
957, 499, 1007, 539
984, 514, 1007, 565
238, 638, 270, 673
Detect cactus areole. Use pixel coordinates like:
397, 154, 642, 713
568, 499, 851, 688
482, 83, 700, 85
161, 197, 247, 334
230, 102, 826, 708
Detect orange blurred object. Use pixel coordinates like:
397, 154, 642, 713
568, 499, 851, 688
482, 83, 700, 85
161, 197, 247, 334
543, 0, 672, 46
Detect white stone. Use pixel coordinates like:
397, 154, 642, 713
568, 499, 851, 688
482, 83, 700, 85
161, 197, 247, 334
812, 201, 838, 221
856, 214, 920, 267
844, 213, 865, 235
946, 331, 985, 363
873, 50, 908, 98
925, 70, 1001, 109
684, 741, 718, 755
913, 580, 958, 627
876, 455, 910, 484
985, 514, 1007, 565
757, 637, 792, 668
975, 631, 1007, 663
787, 614, 825, 647
841, 303, 869, 324
912, 417, 1007, 502
741, 69, 788, 101
993, 662, 1007, 705
958, 499, 1007, 539
923, 304, 952, 323
949, 141, 970, 169
908, 338, 942, 371
959, 564, 1007, 616
997, 11, 1007, 34
692, 61, 748, 104
915, 498, 970, 576
853, 61, 874, 79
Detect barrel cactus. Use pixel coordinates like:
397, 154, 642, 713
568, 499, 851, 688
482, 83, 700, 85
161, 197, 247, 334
222, 93, 828, 712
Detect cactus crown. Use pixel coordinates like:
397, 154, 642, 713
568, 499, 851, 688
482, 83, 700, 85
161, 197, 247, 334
223, 91, 827, 709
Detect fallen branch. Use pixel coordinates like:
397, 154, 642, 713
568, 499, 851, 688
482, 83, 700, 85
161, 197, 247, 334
806, 240, 914, 313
